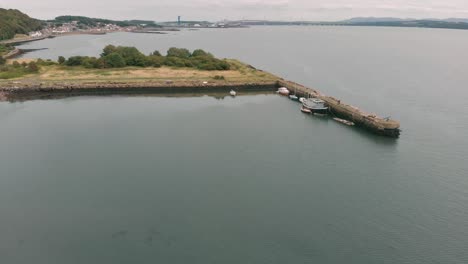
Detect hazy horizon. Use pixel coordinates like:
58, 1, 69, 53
1, 0, 468, 22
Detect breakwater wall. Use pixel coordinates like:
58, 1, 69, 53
0, 78, 400, 137
277, 79, 400, 137
0, 35, 52, 45
0, 81, 278, 101
1, 48, 23, 59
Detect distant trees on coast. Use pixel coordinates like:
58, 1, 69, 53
1, 45, 230, 79
60, 45, 230, 71
50, 16, 159, 28
0, 8, 43, 41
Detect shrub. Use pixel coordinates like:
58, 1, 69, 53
101, 44, 117, 57
36, 59, 56, 66
58, 56, 65, 64
102, 53, 126, 68
115, 46, 147, 66
0, 70, 26, 79
82, 57, 99, 68
27, 61, 39, 72
65, 56, 86, 66
0, 56, 6, 65
95, 58, 106, 69
191, 49, 212, 57
101, 46, 147, 67
164, 56, 188, 67
167, 47, 191, 58
213, 75, 225, 80
0, 44, 7, 53
146, 55, 165, 67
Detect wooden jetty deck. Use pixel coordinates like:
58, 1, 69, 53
277, 79, 401, 137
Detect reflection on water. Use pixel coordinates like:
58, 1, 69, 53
1, 90, 277, 103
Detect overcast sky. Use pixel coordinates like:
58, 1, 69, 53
1, 0, 468, 21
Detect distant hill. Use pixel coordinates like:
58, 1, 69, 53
0, 8, 43, 40
341, 17, 468, 24
237, 17, 468, 30
340, 17, 409, 23
341, 19, 468, 30
440, 18, 468, 23
50, 16, 159, 27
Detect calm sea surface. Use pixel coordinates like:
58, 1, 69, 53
1, 26, 468, 263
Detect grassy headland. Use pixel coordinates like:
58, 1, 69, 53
0, 46, 279, 94
0, 59, 277, 84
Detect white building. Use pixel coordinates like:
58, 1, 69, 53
29, 31, 43, 37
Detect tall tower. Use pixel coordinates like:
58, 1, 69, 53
178, 16, 181, 26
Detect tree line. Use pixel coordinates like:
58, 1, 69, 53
50, 16, 159, 28
0, 8, 43, 40
59, 45, 231, 71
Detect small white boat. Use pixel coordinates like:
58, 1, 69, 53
289, 94, 299, 101
301, 106, 312, 114
277, 87, 290, 96
299, 97, 306, 103
230, 90, 236, 96
333, 117, 355, 126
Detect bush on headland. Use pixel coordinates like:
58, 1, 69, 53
0, 44, 13, 58
0, 60, 40, 79
59, 45, 230, 71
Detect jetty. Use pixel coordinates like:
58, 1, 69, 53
1, 48, 22, 59
0, 61, 400, 138
0, 35, 54, 45
278, 79, 400, 137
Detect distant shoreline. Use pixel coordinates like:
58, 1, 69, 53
240, 21, 468, 31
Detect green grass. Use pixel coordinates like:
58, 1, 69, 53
0, 58, 279, 84
95, 71, 112, 76
0, 44, 13, 57
0, 71, 25, 79
0, 69, 29, 79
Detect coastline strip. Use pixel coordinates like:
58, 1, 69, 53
0, 69, 400, 137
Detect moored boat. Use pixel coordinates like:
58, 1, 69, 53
301, 106, 312, 114
299, 97, 306, 103
277, 87, 290, 96
230, 90, 236, 96
289, 94, 299, 101
333, 117, 355, 126
302, 98, 329, 115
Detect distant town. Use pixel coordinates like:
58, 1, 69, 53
27, 16, 245, 39
29, 16, 468, 41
